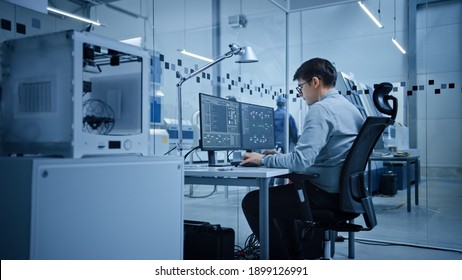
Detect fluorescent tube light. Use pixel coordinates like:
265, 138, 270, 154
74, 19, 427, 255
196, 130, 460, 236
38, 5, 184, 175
179, 49, 213, 62
358, 1, 383, 29
120, 37, 143, 47
392, 37, 406, 54
47, 7, 103, 26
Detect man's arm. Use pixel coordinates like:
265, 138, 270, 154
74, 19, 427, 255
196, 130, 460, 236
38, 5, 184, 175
262, 105, 331, 172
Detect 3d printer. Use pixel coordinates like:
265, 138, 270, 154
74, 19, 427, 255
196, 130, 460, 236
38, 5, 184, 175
0, 30, 150, 157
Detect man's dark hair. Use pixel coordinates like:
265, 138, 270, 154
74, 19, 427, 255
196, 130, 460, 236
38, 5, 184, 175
293, 58, 337, 87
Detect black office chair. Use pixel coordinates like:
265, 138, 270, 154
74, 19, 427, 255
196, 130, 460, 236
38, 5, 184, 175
296, 82, 397, 259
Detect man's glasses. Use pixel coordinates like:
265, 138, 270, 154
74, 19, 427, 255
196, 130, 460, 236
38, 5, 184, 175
296, 80, 309, 95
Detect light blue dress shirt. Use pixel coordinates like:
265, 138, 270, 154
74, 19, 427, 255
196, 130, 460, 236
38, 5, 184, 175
262, 89, 364, 193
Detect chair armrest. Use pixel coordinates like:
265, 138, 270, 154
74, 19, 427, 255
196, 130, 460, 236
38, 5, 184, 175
286, 172, 320, 184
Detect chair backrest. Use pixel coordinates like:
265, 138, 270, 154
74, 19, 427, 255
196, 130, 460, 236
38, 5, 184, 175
339, 82, 396, 228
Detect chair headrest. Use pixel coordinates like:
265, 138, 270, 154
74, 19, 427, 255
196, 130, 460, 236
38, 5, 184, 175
372, 82, 397, 120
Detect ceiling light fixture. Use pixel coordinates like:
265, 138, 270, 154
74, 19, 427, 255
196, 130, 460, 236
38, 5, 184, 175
392, 0, 406, 54
392, 37, 406, 54
47, 7, 104, 26
358, 1, 383, 29
179, 49, 213, 63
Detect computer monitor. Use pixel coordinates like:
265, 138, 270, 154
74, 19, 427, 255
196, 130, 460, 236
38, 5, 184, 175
240, 102, 275, 151
199, 93, 241, 153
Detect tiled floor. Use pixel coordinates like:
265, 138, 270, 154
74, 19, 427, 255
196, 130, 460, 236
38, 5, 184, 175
183, 177, 462, 259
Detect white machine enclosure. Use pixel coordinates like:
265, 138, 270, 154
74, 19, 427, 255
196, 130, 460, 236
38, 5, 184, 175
0, 30, 150, 157
0, 156, 184, 260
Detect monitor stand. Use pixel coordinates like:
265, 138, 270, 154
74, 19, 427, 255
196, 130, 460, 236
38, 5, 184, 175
207, 151, 231, 167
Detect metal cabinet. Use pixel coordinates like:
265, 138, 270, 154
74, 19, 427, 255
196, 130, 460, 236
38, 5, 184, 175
0, 156, 183, 259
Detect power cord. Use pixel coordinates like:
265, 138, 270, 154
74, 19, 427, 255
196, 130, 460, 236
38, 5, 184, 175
193, 150, 204, 162
234, 233, 260, 260
226, 150, 238, 164
184, 185, 217, 198
184, 145, 200, 160
164, 146, 177, 155
353, 237, 462, 255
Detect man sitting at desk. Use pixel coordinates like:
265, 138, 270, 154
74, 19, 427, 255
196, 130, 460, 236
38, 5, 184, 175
240, 58, 364, 259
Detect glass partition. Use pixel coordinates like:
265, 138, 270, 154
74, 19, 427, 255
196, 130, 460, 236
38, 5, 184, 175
150, 0, 287, 249
286, 0, 462, 251
417, 0, 462, 250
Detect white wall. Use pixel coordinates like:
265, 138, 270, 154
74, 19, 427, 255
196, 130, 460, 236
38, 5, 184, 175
0, 1, 85, 43
149, 0, 286, 126
285, 0, 410, 136
287, 1, 408, 86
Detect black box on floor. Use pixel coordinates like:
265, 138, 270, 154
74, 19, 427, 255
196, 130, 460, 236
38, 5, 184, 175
380, 171, 398, 195
184, 220, 235, 260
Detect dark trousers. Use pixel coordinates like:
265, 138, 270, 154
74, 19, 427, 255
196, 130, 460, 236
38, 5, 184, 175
241, 182, 339, 259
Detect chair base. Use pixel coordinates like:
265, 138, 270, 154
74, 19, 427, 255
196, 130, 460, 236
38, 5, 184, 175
320, 230, 355, 259
302, 219, 363, 259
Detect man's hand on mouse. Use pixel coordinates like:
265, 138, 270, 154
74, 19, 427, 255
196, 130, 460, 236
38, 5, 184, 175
262, 149, 278, 155
240, 152, 263, 166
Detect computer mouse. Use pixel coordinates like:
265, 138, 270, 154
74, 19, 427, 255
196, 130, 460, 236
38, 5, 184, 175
240, 162, 259, 167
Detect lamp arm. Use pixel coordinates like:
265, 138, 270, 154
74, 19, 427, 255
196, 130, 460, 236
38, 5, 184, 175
177, 51, 233, 87
175, 50, 234, 156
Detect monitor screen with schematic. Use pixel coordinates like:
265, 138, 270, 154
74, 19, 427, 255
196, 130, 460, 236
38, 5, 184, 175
198, 93, 275, 166
240, 102, 275, 151
199, 93, 241, 166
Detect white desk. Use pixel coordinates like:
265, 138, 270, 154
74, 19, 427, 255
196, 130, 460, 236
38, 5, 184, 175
184, 166, 290, 260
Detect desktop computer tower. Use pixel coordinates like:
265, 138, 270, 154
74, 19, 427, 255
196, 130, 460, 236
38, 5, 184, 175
0, 30, 150, 157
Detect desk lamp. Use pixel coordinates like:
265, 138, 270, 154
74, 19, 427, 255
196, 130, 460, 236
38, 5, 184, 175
175, 43, 258, 155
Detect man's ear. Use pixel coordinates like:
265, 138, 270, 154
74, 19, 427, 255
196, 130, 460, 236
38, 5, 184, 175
312, 76, 320, 88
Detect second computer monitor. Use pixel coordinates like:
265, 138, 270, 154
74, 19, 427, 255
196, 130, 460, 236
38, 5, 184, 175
240, 102, 275, 151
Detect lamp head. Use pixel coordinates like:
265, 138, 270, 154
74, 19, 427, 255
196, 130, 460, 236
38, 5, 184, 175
228, 44, 258, 63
